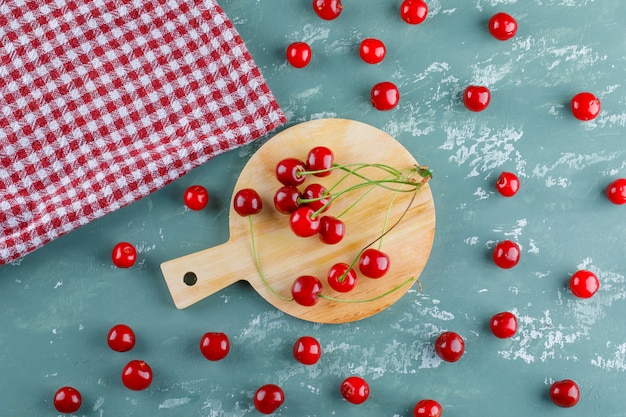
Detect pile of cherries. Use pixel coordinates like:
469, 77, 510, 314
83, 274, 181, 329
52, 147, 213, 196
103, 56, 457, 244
233, 144, 430, 306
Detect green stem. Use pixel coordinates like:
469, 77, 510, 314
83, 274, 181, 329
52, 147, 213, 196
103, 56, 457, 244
319, 277, 416, 303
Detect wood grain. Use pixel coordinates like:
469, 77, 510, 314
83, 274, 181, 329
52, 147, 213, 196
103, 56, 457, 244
160, 118, 435, 323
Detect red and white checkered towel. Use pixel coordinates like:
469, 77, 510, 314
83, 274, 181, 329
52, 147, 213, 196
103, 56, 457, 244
0, 0, 285, 264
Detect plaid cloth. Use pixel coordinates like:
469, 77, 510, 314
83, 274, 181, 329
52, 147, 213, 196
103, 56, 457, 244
0, 0, 285, 264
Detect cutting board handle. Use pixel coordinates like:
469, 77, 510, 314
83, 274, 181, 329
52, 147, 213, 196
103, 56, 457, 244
160, 239, 254, 309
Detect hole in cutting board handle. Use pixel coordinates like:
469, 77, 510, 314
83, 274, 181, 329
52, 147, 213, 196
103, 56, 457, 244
183, 272, 198, 286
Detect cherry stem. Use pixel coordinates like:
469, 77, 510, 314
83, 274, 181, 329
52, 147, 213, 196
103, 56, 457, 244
319, 277, 416, 303
248, 215, 293, 302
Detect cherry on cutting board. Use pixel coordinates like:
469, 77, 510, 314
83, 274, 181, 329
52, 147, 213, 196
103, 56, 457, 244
254, 384, 285, 414
413, 399, 443, 417
549, 379, 580, 407
463, 85, 491, 112
571, 92, 601, 121
327, 262, 357, 292
318, 216, 346, 244
53, 386, 82, 414
276, 157, 307, 186
340, 376, 370, 404
291, 275, 323, 306
111, 242, 137, 268
286, 42, 312, 68
488, 12, 518, 40
293, 335, 322, 365
200, 332, 230, 361
289, 206, 322, 237
371, 81, 400, 111
359, 38, 386, 64
274, 185, 301, 214
400, 0, 428, 25
107, 324, 136, 352
358, 248, 390, 278
184, 185, 209, 210
306, 146, 334, 177
233, 188, 263, 217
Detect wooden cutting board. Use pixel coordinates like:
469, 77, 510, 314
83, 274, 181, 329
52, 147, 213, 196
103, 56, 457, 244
160, 118, 435, 323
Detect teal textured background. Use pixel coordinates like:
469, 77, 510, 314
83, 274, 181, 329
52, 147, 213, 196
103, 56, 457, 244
2, 1, 626, 416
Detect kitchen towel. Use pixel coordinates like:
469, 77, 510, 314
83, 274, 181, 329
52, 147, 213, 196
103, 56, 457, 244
0, 0, 286, 264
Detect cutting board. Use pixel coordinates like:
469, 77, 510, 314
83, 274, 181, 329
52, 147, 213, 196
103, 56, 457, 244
160, 118, 436, 323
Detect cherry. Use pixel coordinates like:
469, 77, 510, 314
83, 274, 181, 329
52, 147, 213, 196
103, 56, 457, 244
413, 399, 442, 417
111, 242, 137, 268
400, 0, 428, 25
121, 359, 153, 391
340, 376, 369, 404
306, 146, 334, 177
312, 0, 342, 20
434, 331, 464, 362
254, 384, 285, 414
184, 185, 209, 210
463, 85, 491, 112
319, 216, 346, 245
200, 332, 230, 361
569, 269, 600, 299
289, 206, 321, 237
53, 386, 82, 414
571, 92, 600, 121
358, 248, 390, 279
606, 178, 626, 204
492, 240, 521, 269
302, 183, 331, 213
488, 12, 518, 41
291, 275, 323, 306
327, 262, 357, 292
293, 336, 322, 365
276, 158, 307, 186
496, 171, 520, 197
549, 379, 580, 408
490, 311, 518, 338
359, 38, 386, 64
286, 42, 312, 68
370, 81, 400, 111
233, 188, 263, 216
274, 186, 301, 214
107, 324, 136, 352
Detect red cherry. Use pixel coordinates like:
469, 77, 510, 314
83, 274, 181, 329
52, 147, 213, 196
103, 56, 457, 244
549, 379, 580, 408
254, 384, 285, 414
434, 331, 464, 362
184, 185, 209, 210
371, 81, 400, 111
111, 242, 137, 268
463, 85, 491, 112
107, 324, 136, 352
312, 0, 342, 20
121, 360, 153, 391
496, 171, 520, 197
319, 216, 346, 245
492, 240, 520, 269
400, 0, 428, 25
306, 146, 334, 177
569, 270, 600, 299
233, 188, 263, 216
358, 248, 390, 278
53, 386, 82, 414
606, 178, 626, 204
293, 336, 322, 365
291, 275, 323, 306
286, 42, 312, 68
276, 158, 307, 186
274, 186, 301, 214
340, 376, 369, 404
413, 399, 442, 417
571, 92, 600, 121
359, 38, 386, 64
488, 12, 518, 40
289, 206, 321, 237
327, 262, 357, 292
490, 311, 518, 338
200, 332, 230, 361
302, 183, 331, 213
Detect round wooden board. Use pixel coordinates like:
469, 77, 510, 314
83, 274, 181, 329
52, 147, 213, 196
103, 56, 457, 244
160, 118, 436, 323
